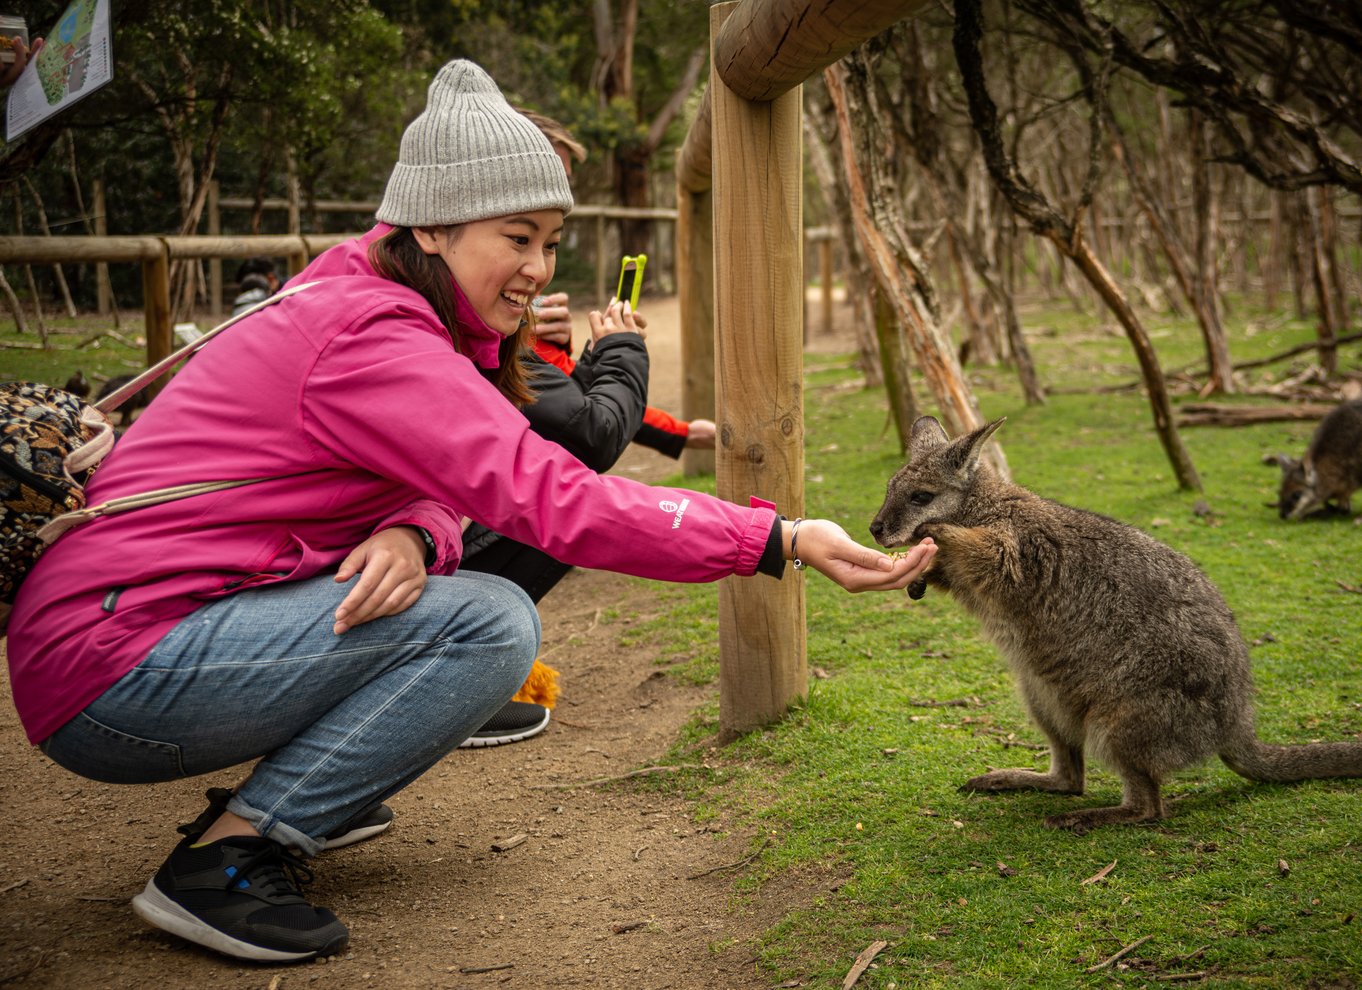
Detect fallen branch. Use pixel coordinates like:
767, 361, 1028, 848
611, 921, 648, 935
530, 764, 702, 790
0, 879, 29, 895
1081, 860, 1118, 885
1085, 934, 1152, 972
1176, 403, 1335, 427
459, 963, 514, 974
909, 696, 984, 708
686, 837, 771, 880
1154, 972, 1209, 982
842, 940, 889, 989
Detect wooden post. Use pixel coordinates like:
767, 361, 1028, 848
819, 235, 833, 335
595, 213, 607, 308
710, 1, 807, 736
141, 244, 172, 394
676, 179, 716, 478
207, 180, 222, 318
93, 179, 111, 316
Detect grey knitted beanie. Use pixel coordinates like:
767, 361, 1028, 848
376, 60, 574, 227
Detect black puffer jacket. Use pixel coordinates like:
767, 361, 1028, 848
521, 331, 648, 472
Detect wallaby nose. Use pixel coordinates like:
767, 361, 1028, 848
869, 517, 885, 543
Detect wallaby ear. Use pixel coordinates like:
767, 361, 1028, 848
945, 417, 1006, 477
1263, 452, 1296, 471
909, 416, 950, 458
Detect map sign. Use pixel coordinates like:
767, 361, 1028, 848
4, 0, 112, 143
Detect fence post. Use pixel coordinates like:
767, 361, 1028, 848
710, 0, 807, 736
594, 213, 607, 309
142, 242, 172, 394
676, 180, 715, 478
207, 180, 222, 318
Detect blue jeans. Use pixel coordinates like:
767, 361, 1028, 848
41, 571, 539, 856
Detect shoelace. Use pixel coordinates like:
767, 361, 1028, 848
227, 840, 316, 900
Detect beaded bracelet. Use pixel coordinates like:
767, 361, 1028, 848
790, 517, 805, 570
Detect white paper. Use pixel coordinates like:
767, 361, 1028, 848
4, 0, 112, 143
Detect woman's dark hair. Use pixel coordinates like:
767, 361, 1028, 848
368, 225, 537, 407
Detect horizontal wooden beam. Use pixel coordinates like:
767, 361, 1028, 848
714, 0, 932, 102
0, 235, 164, 264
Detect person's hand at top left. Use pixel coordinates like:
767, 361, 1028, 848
1, 36, 43, 88
532, 291, 574, 347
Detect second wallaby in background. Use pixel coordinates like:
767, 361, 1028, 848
870, 416, 1362, 834
1266, 399, 1362, 520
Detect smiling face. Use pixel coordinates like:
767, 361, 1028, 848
413, 209, 564, 336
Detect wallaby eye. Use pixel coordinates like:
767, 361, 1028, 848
909, 491, 935, 506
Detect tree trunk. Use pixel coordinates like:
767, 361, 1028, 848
1304, 186, 1340, 376
1189, 111, 1233, 393
873, 287, 918, 455
0, 268, 29, 336
825, 57, 1009, 480
953, 0, 1198, 490
9, 186, 48, 345
20, 175, 78, 319
803, 89, 881, 386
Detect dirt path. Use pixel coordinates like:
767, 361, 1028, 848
0, 295, 827, 990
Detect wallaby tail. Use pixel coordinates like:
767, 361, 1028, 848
1221, 729, 1362, 783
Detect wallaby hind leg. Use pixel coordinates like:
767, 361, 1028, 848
961, 739, 1085, 795
1044, 768, 1165, 835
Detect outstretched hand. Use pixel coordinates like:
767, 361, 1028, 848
789, 518, 936, 593
332, 526, 429, 634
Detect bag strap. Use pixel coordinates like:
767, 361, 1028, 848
94, 279, 322, 415
36, 476, 281, 545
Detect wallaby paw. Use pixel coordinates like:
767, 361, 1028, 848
960, 769, 1035, 792
1043, 811, 1096, 835
907, 577, 927, 600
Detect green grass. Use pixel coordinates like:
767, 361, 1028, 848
617, 300, 1362, 989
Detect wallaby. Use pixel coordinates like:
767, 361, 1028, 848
870, 415, 1362, 834
1266, 399, 1362, 520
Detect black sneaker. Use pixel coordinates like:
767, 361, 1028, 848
131, 835, 349, 962
458, 700, 550, 748
180, 788, 394, 852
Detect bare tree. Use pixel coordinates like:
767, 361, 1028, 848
953, 0, 1201, 489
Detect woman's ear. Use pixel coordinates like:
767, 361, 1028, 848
411, 227, 442, 255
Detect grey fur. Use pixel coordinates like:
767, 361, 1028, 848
871, 415, 1362, 833
1267, 400, 1362, 519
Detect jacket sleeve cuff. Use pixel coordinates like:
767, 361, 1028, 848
750, 497, 785, 579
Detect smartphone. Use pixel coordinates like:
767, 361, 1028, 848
616, 254, 646, 310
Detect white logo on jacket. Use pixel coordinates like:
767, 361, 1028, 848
660, 498, 690, 529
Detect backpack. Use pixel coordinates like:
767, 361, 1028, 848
0, 281, 318, 633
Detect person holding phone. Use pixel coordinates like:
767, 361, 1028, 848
6, 59, 938, 962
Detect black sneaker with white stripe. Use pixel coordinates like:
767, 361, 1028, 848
132, 834, 348, 962
459, 700, 550, 748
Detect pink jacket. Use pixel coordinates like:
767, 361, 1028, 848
6, 229, 776, 744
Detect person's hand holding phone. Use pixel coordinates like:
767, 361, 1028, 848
531, 292, 573, 347
587, 297, 645, 344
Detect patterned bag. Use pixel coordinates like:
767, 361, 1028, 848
0, 280, 318, 633
0, 382, 116, 611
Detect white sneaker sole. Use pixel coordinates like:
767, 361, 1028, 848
458, 707, 551, 748
320, 817, 392, 851
131, 879, 326, 963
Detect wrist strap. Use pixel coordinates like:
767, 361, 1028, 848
791, 517, 805, 570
